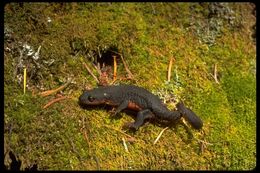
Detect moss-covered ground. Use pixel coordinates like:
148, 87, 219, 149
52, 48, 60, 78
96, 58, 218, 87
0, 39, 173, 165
4, 2, 256, 170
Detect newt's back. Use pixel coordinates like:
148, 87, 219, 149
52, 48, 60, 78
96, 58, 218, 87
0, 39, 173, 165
79, 84, 163, 109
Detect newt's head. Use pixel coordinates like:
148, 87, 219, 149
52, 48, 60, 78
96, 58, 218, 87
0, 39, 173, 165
79, 87, 111, 106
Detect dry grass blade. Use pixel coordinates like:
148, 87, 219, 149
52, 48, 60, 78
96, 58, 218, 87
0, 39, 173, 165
153, 127, 169, 145
210, 63, 219, 84
122, 137, 129, 153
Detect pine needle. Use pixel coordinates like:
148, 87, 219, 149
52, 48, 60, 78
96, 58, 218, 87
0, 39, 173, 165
42, 96, 69, 109
39, 78, 72, 97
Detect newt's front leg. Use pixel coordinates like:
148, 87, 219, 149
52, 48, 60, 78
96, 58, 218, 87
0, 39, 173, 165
114, 100, 129, 115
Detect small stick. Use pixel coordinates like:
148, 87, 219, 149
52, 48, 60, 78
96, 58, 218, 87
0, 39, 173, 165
154, 127, 168, 144
113, 55, 117, 81
42, 96, 69, 109
167, 57, 174, 82
122, 137, 129, 153
23, 68, 27, 94
83, 62, 99, 83
39, 78, 72, 97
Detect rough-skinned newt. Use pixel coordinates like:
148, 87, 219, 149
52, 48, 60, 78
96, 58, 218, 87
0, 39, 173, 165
79, 84, 203, 130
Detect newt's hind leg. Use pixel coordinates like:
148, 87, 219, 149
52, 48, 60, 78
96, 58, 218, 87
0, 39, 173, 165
125, 109, 155, 131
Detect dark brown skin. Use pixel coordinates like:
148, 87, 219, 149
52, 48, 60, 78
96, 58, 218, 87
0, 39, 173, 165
79, 84, 203, 130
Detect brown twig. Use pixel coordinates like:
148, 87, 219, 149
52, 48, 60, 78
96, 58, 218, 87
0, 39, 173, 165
39, 78, 73, 97
153, 127, 169, 144
42, 96, 69, 109
167, 57, 174, 82
83, 62, 99, 83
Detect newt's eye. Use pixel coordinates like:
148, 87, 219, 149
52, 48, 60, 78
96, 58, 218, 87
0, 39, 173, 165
88, 96, 95, 102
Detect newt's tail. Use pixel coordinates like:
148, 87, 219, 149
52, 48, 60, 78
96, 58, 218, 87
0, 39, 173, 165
176, 101, 203, 129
